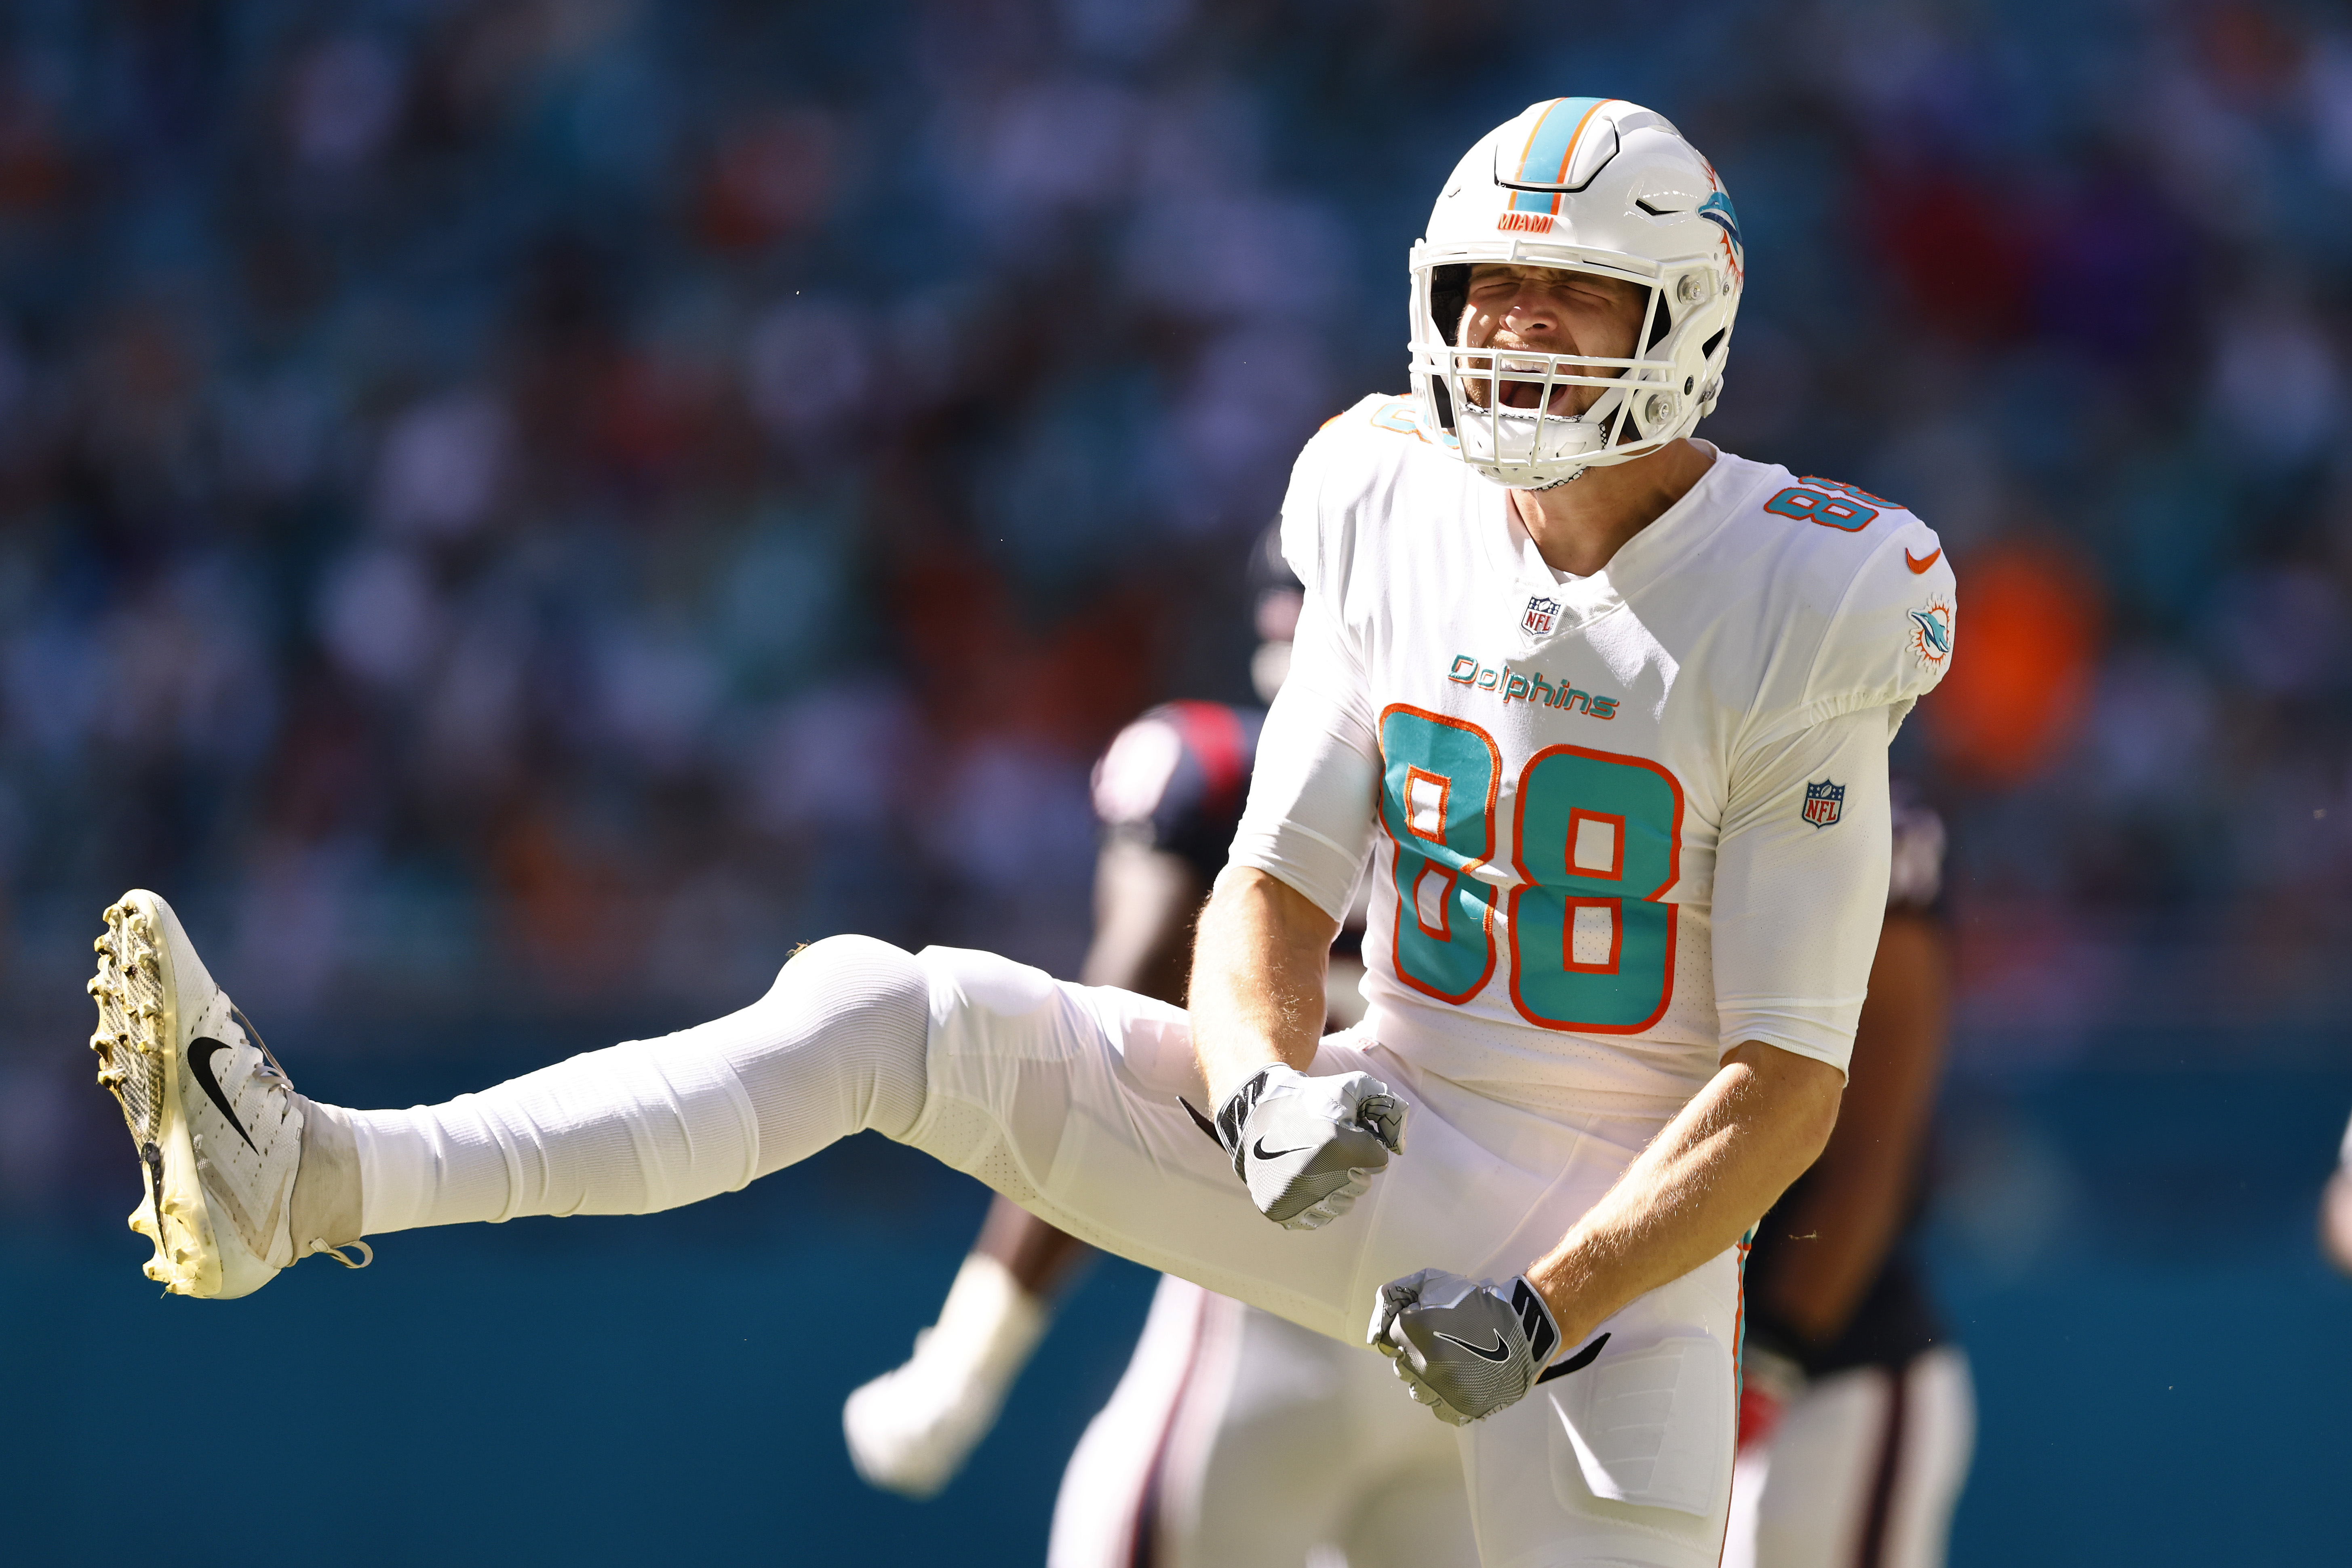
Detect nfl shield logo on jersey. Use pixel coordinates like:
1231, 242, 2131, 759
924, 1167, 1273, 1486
1802, 779, 1845, 829
1522, 595, 1560, 636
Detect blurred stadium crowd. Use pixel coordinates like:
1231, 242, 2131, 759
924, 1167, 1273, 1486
0, 0, 2348, 1135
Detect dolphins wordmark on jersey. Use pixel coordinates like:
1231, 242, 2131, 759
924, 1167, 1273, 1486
1268, 394, 1956, 1111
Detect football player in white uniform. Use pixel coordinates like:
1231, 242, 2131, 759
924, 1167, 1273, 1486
86, 98, 1956, 1567
845, 539, 1474, 1566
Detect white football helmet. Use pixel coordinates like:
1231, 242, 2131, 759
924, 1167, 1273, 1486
1408, 97, 1744, 488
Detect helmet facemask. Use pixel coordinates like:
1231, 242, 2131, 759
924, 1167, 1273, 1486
1412, 257, 1726, 488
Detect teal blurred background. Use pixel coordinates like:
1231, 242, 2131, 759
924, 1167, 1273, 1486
4, 0, 2351, 1560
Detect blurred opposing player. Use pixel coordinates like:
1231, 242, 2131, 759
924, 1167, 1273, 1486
844, 539, 1470, 1565
86, 99, 1959, 1565
1725, 790, 1973, 1568
835, 689, 1258, 1503
2318, 1111, 2352, 1273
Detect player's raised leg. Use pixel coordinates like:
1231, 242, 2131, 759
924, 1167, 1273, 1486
85, 886, 934, 1298
83, 889, 1403, 1331
88, 890, 367, 1298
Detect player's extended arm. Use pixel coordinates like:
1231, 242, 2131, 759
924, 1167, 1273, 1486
1374, 1042, 1841, 1424
1190, 865, 1338, 1097
1189, 867, 1406, 1229
1526, 1042, 1842, 1350
1753, 910, 1949, 1340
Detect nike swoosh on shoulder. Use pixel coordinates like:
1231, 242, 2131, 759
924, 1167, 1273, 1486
189, 1038, 258, 1152
1433, 1330, 1513, 1364
1905, 547, 1943, 574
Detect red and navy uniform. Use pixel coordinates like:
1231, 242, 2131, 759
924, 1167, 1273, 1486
1092, 702, 1265, 883
1742, 784, 1952, 1383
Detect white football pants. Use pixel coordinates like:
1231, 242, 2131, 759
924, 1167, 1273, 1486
1722, 1349, 1973, 1568
346, 937, 1745, 1568
1050, 1275, 1477, 1568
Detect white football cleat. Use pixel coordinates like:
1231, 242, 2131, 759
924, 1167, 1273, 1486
87, 889, 365, 1299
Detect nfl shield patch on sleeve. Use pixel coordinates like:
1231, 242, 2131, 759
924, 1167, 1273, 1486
1801, 779, 1845, 828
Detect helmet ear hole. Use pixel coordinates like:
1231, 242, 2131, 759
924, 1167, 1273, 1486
1431, 264, 1471, 347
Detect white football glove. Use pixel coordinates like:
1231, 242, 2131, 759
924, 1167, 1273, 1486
842, 1254, 1045, 1499
1212, 1063, 1406, 1230
1368, 1269, 1562, 1425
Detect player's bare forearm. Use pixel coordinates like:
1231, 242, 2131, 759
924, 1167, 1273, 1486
1758, 912, 1949, 1340
1189, 867, 1340, 1102
1523, 1042, 1843, 1348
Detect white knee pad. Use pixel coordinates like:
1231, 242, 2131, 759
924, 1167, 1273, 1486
730, 934, 931, 1173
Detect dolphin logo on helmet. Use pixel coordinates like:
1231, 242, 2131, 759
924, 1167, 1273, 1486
1696, 191, 1742, 253
1408, 98, 1745, 490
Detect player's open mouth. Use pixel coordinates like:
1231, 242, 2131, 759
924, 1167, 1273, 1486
1496, 377, 1571, 412
1461, 358, 1579, 415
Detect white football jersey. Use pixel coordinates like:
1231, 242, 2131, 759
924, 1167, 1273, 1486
1228, 394, 1958, 1114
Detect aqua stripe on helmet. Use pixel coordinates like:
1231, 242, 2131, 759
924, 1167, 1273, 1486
1509, 97, 1610, 213
1697, 190, 1743, 255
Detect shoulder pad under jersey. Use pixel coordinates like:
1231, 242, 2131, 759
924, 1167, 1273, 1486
1740, 472, 1958, 741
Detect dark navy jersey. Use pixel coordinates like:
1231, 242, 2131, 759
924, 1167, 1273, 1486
1091, 702, 1267, 884
1884, 779, 1947, 920
1745, 786, 1951, 1376
1092, 700, 1367, 976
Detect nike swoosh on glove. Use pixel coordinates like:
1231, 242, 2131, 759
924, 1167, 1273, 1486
1368, 1269, 1561, 1425
1212, 1063, 1406, 1230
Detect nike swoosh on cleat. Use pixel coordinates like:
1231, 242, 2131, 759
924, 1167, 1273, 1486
1433, 1330, 1513, 1364
1905, 547, 1943, 574
189, 1038, 258, 1153
1252, 1137, 1311, 1162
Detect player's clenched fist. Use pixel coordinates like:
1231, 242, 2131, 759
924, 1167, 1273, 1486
1369, 1269, 1561, 1425
1212, 1063, 1406, 1229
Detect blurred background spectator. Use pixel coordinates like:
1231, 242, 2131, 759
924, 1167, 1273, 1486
4, 3, 2351, 1564
2, 0, 2347, 1050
